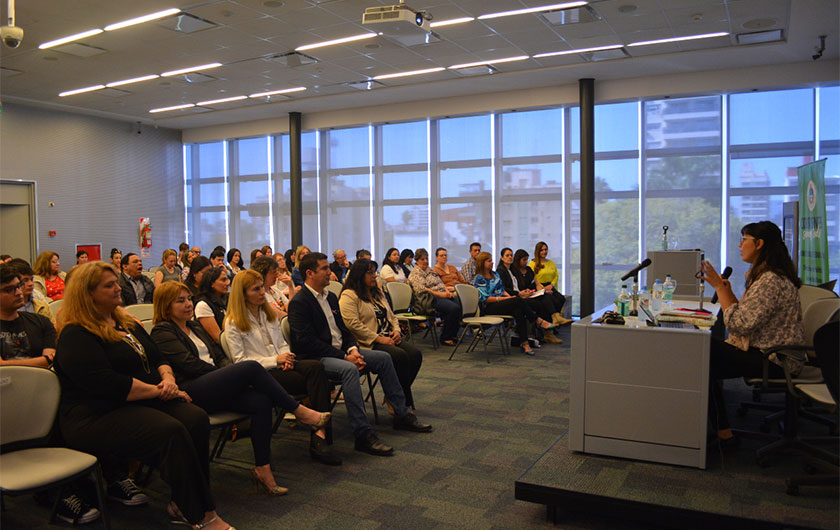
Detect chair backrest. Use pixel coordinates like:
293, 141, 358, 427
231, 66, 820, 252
48, 298, 63, 314
326, 281, 343, 298
802, 298, 840, 346
141, 270, 156, 281
800, 284, 838, 315
0, 366, 61, 445
813, 321, 839, 402
124, 303, 154, 321
219, 331, 234, 363
385, 281, 413, 313
148, 266, 160, 274
454, 284, 479, 318
279, 316, 291, 344
141, 320, 154, 334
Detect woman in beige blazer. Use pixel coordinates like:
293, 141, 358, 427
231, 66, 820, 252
339, 259, 422, 410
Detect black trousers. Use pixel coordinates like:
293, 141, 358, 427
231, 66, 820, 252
268, 359, 331, 412
708, 337, 783, 430
372, 341, 423, 408
60, 400, 214, 525
183, 360, 301, 467
484, 297, 536, 340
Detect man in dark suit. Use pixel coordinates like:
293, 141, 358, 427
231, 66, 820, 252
329, 249, 351, 283
288, 252, 432, 456
119, 253, 154, 306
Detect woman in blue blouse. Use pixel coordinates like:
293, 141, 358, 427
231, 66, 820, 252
472, 252, 555, 355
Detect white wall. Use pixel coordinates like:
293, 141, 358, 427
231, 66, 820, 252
0, 103, 185, 266
182, 60, 839, 143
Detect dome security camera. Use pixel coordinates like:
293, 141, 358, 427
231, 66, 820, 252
1, 25, 23, 48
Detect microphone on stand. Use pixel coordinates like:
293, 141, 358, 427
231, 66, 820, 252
621, 258, 652, 282
710, 266, 733, 304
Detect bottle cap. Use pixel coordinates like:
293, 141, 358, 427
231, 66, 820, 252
621, 284, 627, 288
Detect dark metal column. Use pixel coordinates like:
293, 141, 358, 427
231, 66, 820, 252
579, 78, 595, 317
289, 112, 303, 250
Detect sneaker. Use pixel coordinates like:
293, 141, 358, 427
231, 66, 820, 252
56, 494, 100, 525
108, 477, 149, 506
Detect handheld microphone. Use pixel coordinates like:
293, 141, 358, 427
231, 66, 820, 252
621, 258, 652, 281
710, 266, 732, 304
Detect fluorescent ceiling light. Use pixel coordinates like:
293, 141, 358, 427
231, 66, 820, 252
197, 95, 248, 106
430, 17, 475, 28
736, 29, 783, 44
39, 29, 103, 49
105, 8, 181, 31
295, 33, 377, 51
534, 44, 623, 58
628, 32, 729, 47
106, 74, 160, 88
249, 87, 307, 98
150, 103, 195, 113
478, 2, 587, 20
373, 67, 445, 80
161, 63, 223, 77
449, 56, 529, 69
58, 84, 105, 97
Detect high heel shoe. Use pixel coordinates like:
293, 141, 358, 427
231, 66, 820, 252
299, 411, 330, 430
519, 345, 535, 356
250, 469, 288, 496
537, 318, 555, 330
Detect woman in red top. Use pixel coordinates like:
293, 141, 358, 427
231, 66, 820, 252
33, 251, 66, 301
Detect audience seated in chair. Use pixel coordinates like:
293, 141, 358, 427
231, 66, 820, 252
399, 249, 415, 277
52, 262, 235, 530
432, 247, 466, 292
511, 248, 572, 327
460, 242, 481, 285
272, 252, 297, 297
119, 253, 155, 306
330, 249, 351, 283
0, 264, 102, 525
184, 256, 212, 298
380, 248, 407, 284
150, 281, 333, 496
288, 252, 433, 457
408, 249, 461, 346
209, 248, 232, 281
33, 251, 66, 301
8, 258, 54, 323
226, 248, 243, 276
155, 249, 183, 287
339, 259, 423, 411
251, 257, 293, 318
223, 270, 338, 466
473, 252, 555, 356
701, 221, 805, 447
109, 248, 123, 271
194, 267, 229, 344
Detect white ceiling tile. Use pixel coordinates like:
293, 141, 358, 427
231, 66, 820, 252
457, 34, 522, 54
553, 20, 616, 39
279, 6, 348, 30
591, 0, 663, 17
186, 1, 267, 24
605, 12, 670, 33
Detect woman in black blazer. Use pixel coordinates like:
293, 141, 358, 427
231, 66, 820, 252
497, 248, 563, 344
510, 249, 572, 326
150, 281, 330, 496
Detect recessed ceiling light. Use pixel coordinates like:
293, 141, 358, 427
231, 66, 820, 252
39, 29, 103, 49
534, 44, 623, 58
197, 95, 248, 106
104, 8, 181, 31
478, 2, 588, 20
736, 29, 783, 44
58, 85, 106, 97
296, 33, 377, 51
150, 103, 196, 113
617, 4, 637, 13
627, 31, 728, 47
373, 67, 445, 80
249, 87, 307, 98
448, 56, 529, 69
161, 63, 223, 77
430, 17, 475, 28
106, 74, 160, 88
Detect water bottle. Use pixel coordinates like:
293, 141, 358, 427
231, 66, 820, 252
639, 286, 650, 308
651, 280, 663, 312
662, 225, 669, 251
617, 285, 631, 316
663, 274, 675, 306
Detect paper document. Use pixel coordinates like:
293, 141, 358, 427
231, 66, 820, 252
529, 289, 545, 298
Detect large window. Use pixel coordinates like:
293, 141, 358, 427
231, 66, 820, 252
186, 85, 840, 313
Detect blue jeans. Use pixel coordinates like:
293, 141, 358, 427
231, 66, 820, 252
319, 349, 409, 439
434, 297, 462, 342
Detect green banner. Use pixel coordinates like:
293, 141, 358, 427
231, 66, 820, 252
798, 159, 829, 285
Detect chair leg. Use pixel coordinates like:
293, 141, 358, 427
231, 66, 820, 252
271, 407, 287, 435
210, 425, 230, 461
365, 372, 379, 425
449, 325, 470, 360
92, 465, 112, 530
49, 483, 65, 524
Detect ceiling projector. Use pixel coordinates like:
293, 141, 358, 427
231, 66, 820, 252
362, 3, 435, 46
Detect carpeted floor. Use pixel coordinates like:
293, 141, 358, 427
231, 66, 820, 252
2, 324, 836, 529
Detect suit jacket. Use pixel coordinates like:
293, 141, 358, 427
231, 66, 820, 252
150, 320, 229, 387
119, 273, 155, 306
288, 284, 357, 361
330, 260, 351, 282
496, 264, 519, 296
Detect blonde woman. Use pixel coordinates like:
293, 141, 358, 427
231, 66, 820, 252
225, 270, 339, 466
33, 251, 66, 301
52, 262, 235, 530
150, 282, 331, 494
155, 249, 182, 287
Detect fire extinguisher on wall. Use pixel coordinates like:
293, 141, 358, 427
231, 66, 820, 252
139, 217, 152, 249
